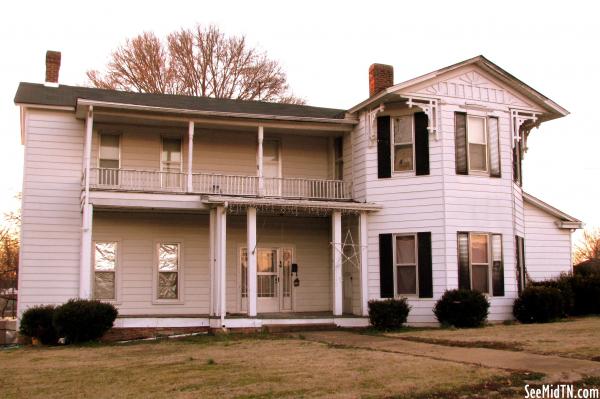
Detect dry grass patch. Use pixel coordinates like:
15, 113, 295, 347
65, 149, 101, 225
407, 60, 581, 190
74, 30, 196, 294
385, 317, 600, 360
0, 334, 509, 398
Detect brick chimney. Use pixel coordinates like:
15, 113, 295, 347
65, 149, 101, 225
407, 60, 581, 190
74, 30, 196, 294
45, 50, 61, 86
369, 63, 393, 97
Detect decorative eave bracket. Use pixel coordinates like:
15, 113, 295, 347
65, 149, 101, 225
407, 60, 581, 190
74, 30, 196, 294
406, 96, 440, 141
366, 103, 385, 147
511, 109, 541, 158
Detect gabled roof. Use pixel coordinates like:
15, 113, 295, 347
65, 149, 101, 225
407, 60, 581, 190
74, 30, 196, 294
348, 55, 569, 120
14, 82, 349, 122
523, 192, 583, 229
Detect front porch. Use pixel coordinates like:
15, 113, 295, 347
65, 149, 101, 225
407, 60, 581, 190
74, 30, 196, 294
85, 201, 374, 329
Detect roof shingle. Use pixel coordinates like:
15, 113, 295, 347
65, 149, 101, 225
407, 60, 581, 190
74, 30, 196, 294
14, 82, 347, 120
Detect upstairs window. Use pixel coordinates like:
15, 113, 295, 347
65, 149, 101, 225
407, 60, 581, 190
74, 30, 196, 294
334, 137, 344, 180
467, 116, 488, 172
161, 138, 182, 172
455, 113, 500, 177
392, 116, 414, 172
99, 134, 120, 169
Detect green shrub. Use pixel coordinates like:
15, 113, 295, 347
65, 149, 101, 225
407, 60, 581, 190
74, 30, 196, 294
529, 274, 574, 316
368, 298, 411, 329
53, 299, 118, 343
433, 289, 489, 328
570, 274, 600, 315
513, 286, 564, 323
19, 305, 58, 345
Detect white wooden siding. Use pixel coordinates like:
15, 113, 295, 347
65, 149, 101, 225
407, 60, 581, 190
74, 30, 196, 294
93, 212, 211, 315
353, 65, 558, 325
91, 125, 332, 179
524, 201, 573, 281
18, 110, 84, 313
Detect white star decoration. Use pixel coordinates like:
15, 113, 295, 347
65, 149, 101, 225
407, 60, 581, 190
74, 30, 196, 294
331, 229, 364, 270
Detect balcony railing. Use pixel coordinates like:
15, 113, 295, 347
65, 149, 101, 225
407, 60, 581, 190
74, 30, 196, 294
89, 168, 352, 201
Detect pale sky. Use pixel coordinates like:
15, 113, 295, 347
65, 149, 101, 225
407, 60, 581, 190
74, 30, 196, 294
1, 0, 599, 239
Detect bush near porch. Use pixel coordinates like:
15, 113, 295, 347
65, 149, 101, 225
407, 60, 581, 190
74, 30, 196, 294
368, 298, 410, 329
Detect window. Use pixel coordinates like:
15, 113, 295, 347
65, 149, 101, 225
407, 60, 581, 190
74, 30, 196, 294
470, 234, 489, 293
457, 232, 504, 295
161, 137, 182, 171
157, 243, 180, 300
394, 234, 417, 295
467, 116, 487, 172
161, 138, 182, 188
455, 114, 500, 176
334, 137, 344, 180
99, 134, 120, 169
99, 134, 120, 185
93, 242, 117, 300
392, 116, 414, 172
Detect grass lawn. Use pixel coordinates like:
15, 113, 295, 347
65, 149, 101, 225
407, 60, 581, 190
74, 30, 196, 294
385, 316, 600, 361
0, 333, 511, 399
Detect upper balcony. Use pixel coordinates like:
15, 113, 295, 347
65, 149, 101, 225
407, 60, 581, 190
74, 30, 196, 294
89, 168, 352, 201
82, 108, 354, 203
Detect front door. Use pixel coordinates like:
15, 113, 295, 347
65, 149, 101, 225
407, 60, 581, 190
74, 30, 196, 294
257, 248, 279, 312
241, 247, 294, 313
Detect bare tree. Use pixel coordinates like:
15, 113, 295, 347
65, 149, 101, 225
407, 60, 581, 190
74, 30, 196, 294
573, 228, 600, 265
0, 208, 19, 319
88, 25, 304, 104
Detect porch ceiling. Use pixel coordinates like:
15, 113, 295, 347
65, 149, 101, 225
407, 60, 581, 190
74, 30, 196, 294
205, 195, 381, 216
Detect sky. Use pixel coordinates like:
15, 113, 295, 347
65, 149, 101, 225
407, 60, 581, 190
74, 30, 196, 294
1, 0, 599, 241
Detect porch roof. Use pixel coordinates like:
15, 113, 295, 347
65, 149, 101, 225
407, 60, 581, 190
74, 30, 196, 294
15, 82, 356, 125
204, 195, 381, 214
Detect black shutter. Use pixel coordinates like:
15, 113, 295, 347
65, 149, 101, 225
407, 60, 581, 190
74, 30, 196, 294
515, 236, 523, 294
515, 236, 527, 293
379, 233, 394, 298
455, 112, 468, 175
491, 234, 504, 296
414, 112, 430, 176
377, 116, 391, 179
488, 117, 501, 178
513, 139, 522, 185
417, 232, 433, 298
457, 232, 471, 290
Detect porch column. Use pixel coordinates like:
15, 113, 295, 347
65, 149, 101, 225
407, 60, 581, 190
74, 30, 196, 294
218, 205, 227, 326
79, 203, 93, 298
247, 207, 257, 316
332, 211, 343, 316
79, 106, 94, 299
257, 126, 264, 196
209, 207, 217, 316
359, 212, 369, 316
187, 121, 194, 192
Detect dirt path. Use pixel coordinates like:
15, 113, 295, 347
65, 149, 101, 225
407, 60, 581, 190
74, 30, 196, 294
302, 331, 600, 382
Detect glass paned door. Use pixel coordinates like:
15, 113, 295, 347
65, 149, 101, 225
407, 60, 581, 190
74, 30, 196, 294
161, 137, 182, 189
257, 248, 279, 312
241, 247, 294, 313
263, 140, 281, 196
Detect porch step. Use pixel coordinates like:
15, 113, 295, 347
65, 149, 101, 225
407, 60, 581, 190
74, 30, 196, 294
262, 323, 337, 333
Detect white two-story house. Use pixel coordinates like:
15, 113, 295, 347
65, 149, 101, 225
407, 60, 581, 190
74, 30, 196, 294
14, 52, 581, 332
